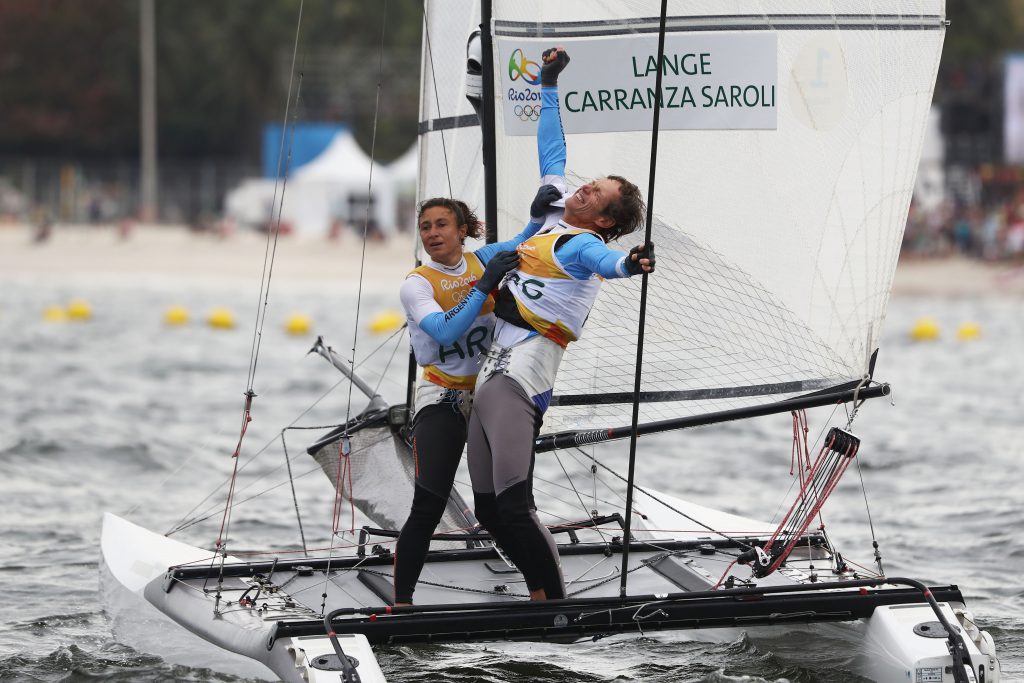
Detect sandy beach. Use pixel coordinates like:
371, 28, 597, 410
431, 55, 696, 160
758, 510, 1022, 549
0, 223, 417, 288
2, 223, 1023, 297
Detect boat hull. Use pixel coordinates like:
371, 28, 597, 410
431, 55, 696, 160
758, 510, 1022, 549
101, 512, 1000, 682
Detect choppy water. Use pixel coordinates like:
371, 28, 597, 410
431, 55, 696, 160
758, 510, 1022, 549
0, 271, 1021, 682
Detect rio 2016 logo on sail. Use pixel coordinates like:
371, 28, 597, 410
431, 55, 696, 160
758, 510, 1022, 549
507, 48, 541, 121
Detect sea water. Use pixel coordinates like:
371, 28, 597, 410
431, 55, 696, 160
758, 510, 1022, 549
0, 274, 1021, 682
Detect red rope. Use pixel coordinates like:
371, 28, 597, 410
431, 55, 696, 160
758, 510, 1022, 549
215, 392, 255, 550
712, 558, 738, 590
330, 437, 357, 535
764, 434, 859, 575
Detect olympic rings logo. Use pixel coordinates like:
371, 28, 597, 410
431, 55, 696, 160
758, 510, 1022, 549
513, 104, 539, 121
508, 48, 540, 85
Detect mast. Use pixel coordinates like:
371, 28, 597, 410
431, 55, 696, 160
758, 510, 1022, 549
479, 0, 498, 244
619, 0, 669, 599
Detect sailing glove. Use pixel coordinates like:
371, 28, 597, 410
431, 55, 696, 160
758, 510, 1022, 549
541, 48, 570, 87
475, 250, 520, 294
625, 241, 656, 275
530, 184, 562, 218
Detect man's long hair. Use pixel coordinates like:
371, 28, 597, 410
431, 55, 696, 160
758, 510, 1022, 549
600, 175, 646, 243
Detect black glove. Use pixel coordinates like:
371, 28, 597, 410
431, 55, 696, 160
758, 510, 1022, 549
530, 184, 562, 218
540, 47, 570, 87
625, 241, 655, 275
475, 250, 520, 293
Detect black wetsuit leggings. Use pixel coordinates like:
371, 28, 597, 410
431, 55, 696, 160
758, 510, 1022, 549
393, 401, 466, 604
467, 374, 566, 599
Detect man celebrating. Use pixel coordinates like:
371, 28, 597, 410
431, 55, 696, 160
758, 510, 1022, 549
467, 47, 655, 601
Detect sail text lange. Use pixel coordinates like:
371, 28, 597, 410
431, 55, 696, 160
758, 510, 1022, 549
497, 33, 777, 134
631, 52, 712, 77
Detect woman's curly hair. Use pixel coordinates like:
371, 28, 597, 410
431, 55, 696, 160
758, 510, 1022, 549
418, 198, 483, 243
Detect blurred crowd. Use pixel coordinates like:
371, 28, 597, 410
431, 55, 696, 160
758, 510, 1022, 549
903, 167, 1024, 261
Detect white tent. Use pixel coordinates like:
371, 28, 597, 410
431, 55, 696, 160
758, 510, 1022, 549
224, 130, 397, 238
385, 144, 419, 233
386, 144, 418, 194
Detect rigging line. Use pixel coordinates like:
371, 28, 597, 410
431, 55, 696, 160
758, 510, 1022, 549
322, 2, 391, 616
246, 11, 306, 392
563, 447, 634, 511
420, 2, 454, 197
370, 325, 407, 397
838, 377, 884, 575
167, 327, 406, 536
576, 446, 755, 552
619, 0, 668, 600
186, 430, 393, 532
521, 471, 624, 514
281, 430, 309, 558
250, 75, 302, 389
854, 446, 884, 575
124, 422, 229, 518
166, 372, 348, 535
353, 323, 407, 369
341, 0, 388, 434
212, 5, 306, 605
171, 428, 395, 537
552, 450, 610, 542
169, 461, 327, 536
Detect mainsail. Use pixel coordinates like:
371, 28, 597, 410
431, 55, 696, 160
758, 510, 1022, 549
418, 2, 486, 212
417, 1, 943, 434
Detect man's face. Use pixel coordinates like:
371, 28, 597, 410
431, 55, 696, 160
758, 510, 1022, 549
564, 177, 621, 228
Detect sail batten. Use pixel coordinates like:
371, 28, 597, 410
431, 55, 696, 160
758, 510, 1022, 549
495, 15, 945, 39
550, 378, 842, 407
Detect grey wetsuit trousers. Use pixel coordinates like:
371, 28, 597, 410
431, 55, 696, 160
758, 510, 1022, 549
467, 373, 565, 598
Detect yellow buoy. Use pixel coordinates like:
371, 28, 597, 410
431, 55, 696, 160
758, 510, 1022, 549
164, 305, 190, 326
285, 313, 312, 335
368, 309, 404, 334
910, 317, 940, 341
43, 305, 68, 322
66, 298, 92, 321
207, 307, 236, 330
957, 322, 981, 341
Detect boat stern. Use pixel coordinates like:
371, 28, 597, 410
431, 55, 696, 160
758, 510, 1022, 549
862, 602, 1001, 682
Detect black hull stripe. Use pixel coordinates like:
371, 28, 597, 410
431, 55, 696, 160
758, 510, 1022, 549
495, 14, 944, 38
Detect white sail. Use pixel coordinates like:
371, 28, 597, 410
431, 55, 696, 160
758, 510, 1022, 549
483, 0, 945, 432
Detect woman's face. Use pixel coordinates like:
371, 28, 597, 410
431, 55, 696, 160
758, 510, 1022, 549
418, 206, 467, 266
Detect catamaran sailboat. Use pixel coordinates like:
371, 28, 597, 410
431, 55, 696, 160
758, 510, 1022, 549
101, 2, 1002, 681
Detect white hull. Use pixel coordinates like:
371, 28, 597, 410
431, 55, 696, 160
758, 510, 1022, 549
100, 507, 1000, 683
101, 513, 385, 683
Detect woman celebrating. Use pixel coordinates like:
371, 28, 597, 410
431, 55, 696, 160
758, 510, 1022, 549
394, 185, 561, 606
